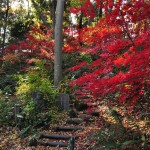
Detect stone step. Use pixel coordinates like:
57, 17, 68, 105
91, 111, 100, 117
79, 114, 95, 123
52, 126, 82, 132
66, 118, 82, 125
40, 134, 73, 140
68, 109, 78, 118
38, 141, 68, 147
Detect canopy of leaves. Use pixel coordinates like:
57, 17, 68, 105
66, 0, 150, 107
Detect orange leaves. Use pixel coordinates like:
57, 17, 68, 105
3, 53, 21, 64
113, 57, 125, 68
40, 48, 54, 60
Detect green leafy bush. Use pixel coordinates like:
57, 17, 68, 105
0, 75, 18, 94
0, 93, 15, 126
15, 60, 58, 127
16, 60, 58, 102
1, 55, 22, 74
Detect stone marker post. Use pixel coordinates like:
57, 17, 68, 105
56, 93, 70, 111
14, 103, 21, 123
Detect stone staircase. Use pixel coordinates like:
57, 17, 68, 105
29, 94, 98, 149
29, 117, 84, 149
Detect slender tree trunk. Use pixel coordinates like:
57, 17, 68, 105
50, 0, 57, 37
2, 0, 9, 55
79, 12, 83, 46
52, 0, 56, 34
98, 0, 102, 18
79, 12, 83, 29
27, 0, 30, 17
54, 0, 65, 87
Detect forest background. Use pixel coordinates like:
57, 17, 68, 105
0, 0, 149, 149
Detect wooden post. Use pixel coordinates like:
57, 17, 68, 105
14, 104, 21, 123
69, 137, 75, 150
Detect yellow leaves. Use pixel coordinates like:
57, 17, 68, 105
16, 83, 30, 97
124, 84, 132, 89
70, 0, 86, 7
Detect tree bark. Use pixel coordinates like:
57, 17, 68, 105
2, 0, 9, 55
54, 0, 65, 87
78, 12, 83, 46
98, 0, 102, 18
79, 12, 83, 29
50, 0, 56, 35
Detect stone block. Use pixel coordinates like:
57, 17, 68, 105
56, 93, 70, 111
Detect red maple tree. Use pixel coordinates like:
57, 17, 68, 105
67, 0, 150, 107
5, 25, 54, 63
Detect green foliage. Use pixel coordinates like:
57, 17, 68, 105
10, 19, 34, 40
47, 107, 66, 124
0, 75, 18, 94
19, 125, 32, 138
80, 53, 93, 64
15, 60, 60, 128
1, 52, 24, 75
16, 60, 58, 102
70, 0, 86, 7
23, 101, 36, 118
0, 93, 15, 126
58, 77, 72, 94
63, 52, 80, 70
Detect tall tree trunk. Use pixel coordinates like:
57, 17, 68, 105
98, 1, 102, 18
79, 12, 83, 29
27, 0, 30, 17
52, 0, 56, 34
79, 12, 83, 46
2, 0, 9, 55
54, 0, 65, 87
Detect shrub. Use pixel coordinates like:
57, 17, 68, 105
0, 75, 18, 94
0, 93, 15, 126
16, 60, 58, 102
15, 60, 58, 127
88, 125, 150, 150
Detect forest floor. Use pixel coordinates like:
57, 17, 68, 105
0, 100, 150, 150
